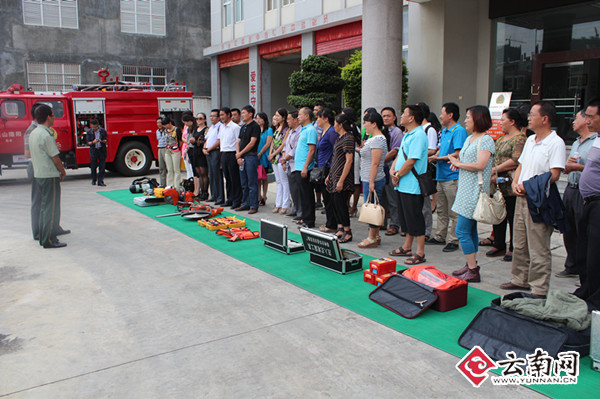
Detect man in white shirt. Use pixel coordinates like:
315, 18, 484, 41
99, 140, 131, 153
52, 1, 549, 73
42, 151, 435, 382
219, 107, 242, 208
203, 109, 224, 203
500, 101, 565, 298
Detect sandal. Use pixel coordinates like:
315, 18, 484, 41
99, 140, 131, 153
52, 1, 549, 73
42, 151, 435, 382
279, 208, 288, 214
335, 228, 345, 238
319, 225, 337, 233
272, 207, 280, 213
389, 247, 412, 257
479, 237, 494, 246
385, 226, 399, 236
405, 254, 426, 265
339, 230, 353, 243
357, 237, 379, 248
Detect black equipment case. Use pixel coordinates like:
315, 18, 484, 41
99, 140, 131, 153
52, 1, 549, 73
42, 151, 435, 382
459, 293, 590, 360
369, 274, 438, 319
299, 227, 362, 274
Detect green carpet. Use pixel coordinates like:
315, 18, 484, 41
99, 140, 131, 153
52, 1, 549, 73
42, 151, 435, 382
102, 190, 599, 397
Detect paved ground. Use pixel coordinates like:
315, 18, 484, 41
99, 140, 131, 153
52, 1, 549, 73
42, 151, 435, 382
1, 165, 577, 398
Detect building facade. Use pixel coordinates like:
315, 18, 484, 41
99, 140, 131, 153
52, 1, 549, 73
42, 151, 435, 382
205, 0, 600, 141
1, 0, 212, 96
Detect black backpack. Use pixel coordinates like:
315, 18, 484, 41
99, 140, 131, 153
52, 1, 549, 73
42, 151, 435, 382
129, 177, 159, 193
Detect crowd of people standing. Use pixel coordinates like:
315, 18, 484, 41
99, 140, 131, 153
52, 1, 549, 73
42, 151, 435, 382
151, 98, 600, 310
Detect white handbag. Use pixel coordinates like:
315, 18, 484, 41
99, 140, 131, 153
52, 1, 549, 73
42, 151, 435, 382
472, 139, 507, 225
358, 190, 385, 226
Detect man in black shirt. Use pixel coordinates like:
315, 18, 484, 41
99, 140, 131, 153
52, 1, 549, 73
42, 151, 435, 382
235, 105, 261, 214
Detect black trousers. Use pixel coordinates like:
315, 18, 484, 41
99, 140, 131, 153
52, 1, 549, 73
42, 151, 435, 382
221, 151, 242, 206
492, 195, 517, 252
562, 185, 584, 273
574, 197, 600, 310
330, 190, 350, 228
321, 185, 337, 229
293, 171, 315, 227
90, 147, 107, 183
397, 191, 425, 237
37, 177, 61, 247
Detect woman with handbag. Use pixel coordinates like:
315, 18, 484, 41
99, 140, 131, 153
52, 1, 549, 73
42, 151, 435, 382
357, 111, 389, 248
485, 108, 527, 261
324, 113, 359, 242
255, 112, 273, 206
315, 108, 339, 233
268, 108, 290, 214
447, 105, 495, 282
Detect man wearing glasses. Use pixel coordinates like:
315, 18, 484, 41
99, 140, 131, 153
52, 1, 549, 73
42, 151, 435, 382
28, 104, 67, 248
575, 98, 600, 310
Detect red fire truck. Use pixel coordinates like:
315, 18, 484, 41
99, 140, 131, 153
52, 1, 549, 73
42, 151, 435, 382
0, 83, 193, 176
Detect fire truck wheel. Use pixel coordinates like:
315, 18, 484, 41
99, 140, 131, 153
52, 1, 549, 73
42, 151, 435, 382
115, 142, 152, 176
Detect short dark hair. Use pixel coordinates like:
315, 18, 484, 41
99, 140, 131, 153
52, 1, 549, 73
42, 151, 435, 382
586, 97, 600, 113
381, 106, 397, 118
416, 102, 430, 120
181, 113, 194, 122
90, 119, 99, 125
34, 104, 53, 124
210, 109, 220, 116
317, 107, 334, 125
220, 107, 232, 117
364, 107, 377, 115
533, 100, 557, 125
288, 111, 299, 119
466, 105, 492, 133
30, 103, 42, 118
156, 116, 163, 122
442, 102, 460, 122
404, 105, 424, 125
231, 108, 240, 115
299, 107, 312, 118
160, 116, 172, 125
242, 104, 255, 118
314, 102, 325, 108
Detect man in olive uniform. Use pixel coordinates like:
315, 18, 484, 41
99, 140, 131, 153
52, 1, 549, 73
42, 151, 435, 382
29, 104, 67, 248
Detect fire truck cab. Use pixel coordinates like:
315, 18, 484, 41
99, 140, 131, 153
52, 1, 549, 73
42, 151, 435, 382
0, 83, 192, 176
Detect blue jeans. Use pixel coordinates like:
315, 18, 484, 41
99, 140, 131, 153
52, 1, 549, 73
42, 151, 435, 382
456, 215, 478, 255
240, 154, 259, 209
362, 179, 386, 228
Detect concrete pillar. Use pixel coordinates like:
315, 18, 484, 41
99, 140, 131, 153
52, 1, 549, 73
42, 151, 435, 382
301, 32, 315, 60
407, 0, 491, 113
362, 0, 403, 113
248, 46, 260, 110
220, 68, 230, 107
211, 57, 220, 109
261, 58, 272, 116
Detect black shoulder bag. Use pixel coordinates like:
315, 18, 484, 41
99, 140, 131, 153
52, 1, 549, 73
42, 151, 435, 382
402, 149, 437, 196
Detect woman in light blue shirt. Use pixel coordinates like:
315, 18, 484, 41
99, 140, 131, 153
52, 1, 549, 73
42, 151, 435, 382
448, 105, 495, 283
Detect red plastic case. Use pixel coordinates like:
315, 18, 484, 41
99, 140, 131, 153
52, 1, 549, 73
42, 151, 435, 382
369, 257, 397, 276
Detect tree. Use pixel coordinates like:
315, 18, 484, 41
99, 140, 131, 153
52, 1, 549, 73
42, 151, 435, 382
287, 55, 345, 109
340, 50, 410, 113
340, 50, 362, 112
